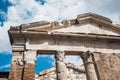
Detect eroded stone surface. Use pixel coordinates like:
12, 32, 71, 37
8, 52, 24, 80
35, 63, 86, 80
7, 13, 120, 80
55, 50, 69, 80
81, 51, 98, 80
93, 53, 120, 80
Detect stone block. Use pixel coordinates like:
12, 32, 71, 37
93, 53, 120, 80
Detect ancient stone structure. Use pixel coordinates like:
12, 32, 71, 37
3, 13, 120, 80
35, 63, 86, 80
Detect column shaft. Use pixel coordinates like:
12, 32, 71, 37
23, 50, 37, 80
55, 50, 69, 80
81, 51, 98, 80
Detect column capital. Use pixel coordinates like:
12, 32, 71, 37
81, 51, 93, 63
55, 50, 65, 61
80, 51, 98, 80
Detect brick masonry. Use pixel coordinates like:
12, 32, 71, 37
23, 63, 35, 80
8, 65, 23, 80
7, 13, 120, 80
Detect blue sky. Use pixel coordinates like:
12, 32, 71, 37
0, 0, 120, 73
0, 0, 55, 73
35, 55, 55, 73
0, 0, 10, 26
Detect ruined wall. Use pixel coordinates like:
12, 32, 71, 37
35, 67, 56, 80
93, 53, 120, 80
35, 63, 86, 80
8, 52, 24, 80
66, 63, 86, 80
8, 13, 120, 80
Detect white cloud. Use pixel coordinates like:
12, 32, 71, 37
0, 10, 7, 21
65, 55, 83, 66
0, 26, 12, 52
0, 0, 120, 67
85, 0, 120, 23
0, 0, 86, 53
0, 64, 11, 69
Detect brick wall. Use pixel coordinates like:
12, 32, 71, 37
23, 63, 35, 80
8, 65, 23, 80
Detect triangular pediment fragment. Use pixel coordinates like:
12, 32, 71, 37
52, 23, 120, 36
9, 13, 120, 36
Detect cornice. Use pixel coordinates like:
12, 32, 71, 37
8, 13, 120, 45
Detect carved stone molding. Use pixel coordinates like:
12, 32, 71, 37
12, 45, 25, 52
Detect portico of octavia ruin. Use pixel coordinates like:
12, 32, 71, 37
7, 13, 120, 80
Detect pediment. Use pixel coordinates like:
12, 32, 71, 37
9, 13, 120, 36
52, 23, 120, 36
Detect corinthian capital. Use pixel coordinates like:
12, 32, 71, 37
81, 51, 93, 63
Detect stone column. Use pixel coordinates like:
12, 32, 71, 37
23, 50, 37, 80
9, 51, 24, 80
81, 51, 98, 80
55, 50, 70, 80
